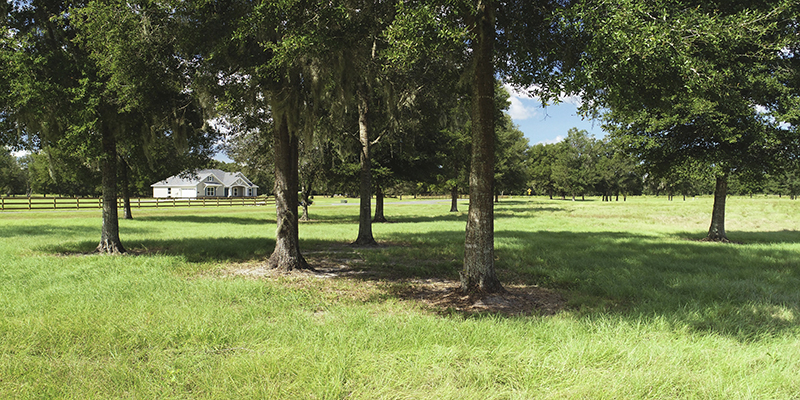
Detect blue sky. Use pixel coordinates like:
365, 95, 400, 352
503, 84, 605, 146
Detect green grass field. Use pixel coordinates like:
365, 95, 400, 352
1, 195, 799, 399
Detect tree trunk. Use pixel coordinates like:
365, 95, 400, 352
462, 0, 502, 294
119, 157, 133, 220
97, 126, 125, 254
268, 115, 310, 270
706, 174, 729, 242
353, 86, 377, 245
300, 180, 312, 222
450, 185, 459, 212
373, 182, 387, 223
300, 201, 309, 222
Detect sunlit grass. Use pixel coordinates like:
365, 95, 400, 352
1, 195, 799, 398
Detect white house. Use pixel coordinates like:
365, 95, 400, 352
151, 169, 259, 198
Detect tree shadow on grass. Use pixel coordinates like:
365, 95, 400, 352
343, 227, 800, 340
45, 236, 277, 262
0, 224, 100, 238
135, 215, 273, 226
491, 229, 800, 341
33, 211, 800, 341
670, 229, 800, 244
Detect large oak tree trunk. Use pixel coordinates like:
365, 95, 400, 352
450, 185, 459, 212
373, 183, 387, 223
97, 126, 125, 254
461, 0, 503, 294
353, 87, 378, 245
268, 116, 309, 270
119, 157, 133, 220
706, 174, 729, 242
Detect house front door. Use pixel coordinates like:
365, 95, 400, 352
224, 188, 229, 197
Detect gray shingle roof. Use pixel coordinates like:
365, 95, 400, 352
151, 169, 258, 188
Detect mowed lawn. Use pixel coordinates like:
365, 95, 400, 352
1, 196, 799, 399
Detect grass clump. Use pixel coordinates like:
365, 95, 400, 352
1, 195, 799, 398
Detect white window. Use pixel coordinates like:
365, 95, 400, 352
206, 176, 213, 182
247, 188, 252, 196
167, 188, 171, 196
205, 187, 215, 196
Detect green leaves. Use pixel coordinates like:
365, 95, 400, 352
575, 0, 798, 184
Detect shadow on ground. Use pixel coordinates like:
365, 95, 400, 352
135, 215, 272, 226
0, 224, 101, 239
28, 212, 800, 340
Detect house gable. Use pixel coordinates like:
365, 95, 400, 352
152, 169, 258, 198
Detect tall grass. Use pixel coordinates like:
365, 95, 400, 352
1, 195, 799, 398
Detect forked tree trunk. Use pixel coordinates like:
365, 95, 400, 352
706, 174, 729, 242
97, 126, 125, 254
461, 0, 502, 294
354, 88, 378, 245
119, 157, 133, 220
450, 185, 459, 212
373, 183, 387, 223
268, 116, 310, 270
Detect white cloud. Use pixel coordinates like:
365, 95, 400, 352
10, 149, 30, 158
537, 135, 564, 145
507, 96, 538, 120
502, 83, 539, 120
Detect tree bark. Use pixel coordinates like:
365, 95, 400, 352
450, 185, 459, 212
462, 0, 503, 294
268, 115, 310, 270
119, 157, 133, 220
706, 174, 729, 242
97, 125, 125, 254
373, 182, 387, 222
353, 87, 378, 245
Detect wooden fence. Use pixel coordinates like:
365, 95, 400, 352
0, 196, 274, 211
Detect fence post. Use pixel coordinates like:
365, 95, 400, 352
28, 197, 31, 210
54, 197, 57, 209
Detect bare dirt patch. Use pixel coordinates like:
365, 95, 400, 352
221, 251, 567, 317
398, 279, 567, 316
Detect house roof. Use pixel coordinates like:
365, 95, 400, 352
151, 169, 258, 188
